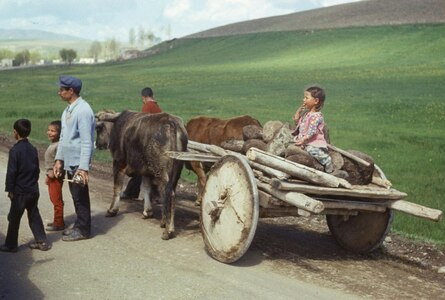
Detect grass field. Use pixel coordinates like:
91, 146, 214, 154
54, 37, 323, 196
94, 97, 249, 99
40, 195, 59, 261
0, 24, 444, 243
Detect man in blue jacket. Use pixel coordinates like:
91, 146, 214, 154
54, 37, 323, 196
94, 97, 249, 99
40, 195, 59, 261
54, 75, 95, 241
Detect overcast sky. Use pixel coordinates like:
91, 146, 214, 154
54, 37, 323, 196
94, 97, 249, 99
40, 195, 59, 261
0, 0, 360, 42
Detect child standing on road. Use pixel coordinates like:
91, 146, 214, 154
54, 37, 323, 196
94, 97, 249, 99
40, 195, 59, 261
44, 120, 65, 231
293, 85, 334, 173
0, 119, 50, 252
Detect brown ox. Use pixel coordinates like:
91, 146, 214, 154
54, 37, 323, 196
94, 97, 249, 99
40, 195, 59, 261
96, 110, 188, 240
185, 115, 261, 205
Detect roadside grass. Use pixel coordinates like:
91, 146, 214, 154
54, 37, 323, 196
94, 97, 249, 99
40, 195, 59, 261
0, 24, 444, 242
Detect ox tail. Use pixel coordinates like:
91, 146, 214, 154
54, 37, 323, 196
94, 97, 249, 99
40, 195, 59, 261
166, 121, 188, 195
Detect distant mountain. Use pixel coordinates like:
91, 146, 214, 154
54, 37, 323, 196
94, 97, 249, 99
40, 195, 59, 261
0, 29, 88, 41
186, 0, 445, 38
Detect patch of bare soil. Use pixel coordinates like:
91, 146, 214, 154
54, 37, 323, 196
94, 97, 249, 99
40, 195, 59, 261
1, 134, 444, 298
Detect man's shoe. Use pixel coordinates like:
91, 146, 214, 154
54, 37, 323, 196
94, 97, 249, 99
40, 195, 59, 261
0, 244, 18, 253
46, 225, 65, 232
62, 229, 89, 242
63, 227, 74, 236
29, 242, 51, 251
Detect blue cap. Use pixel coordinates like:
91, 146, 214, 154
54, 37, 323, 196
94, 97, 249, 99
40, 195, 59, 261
59, 75, 82, 92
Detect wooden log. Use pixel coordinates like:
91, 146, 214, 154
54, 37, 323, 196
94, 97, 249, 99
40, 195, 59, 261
188, 140, 213, 153
258, 190, 292, 208
372, 164, 392, 188
322, 209, 359, 216
322, 200, 387, 212
327, 144, 371, 167
189, 141, 291, 180
259, 207, 311, 218
271, 178, 407, 200
249, 161, 290, 180
385, 200, 443, 222
247, 147, 351, 189
165, 151, 220, 162
372, 176, 392, 189
256, 180, 324, 214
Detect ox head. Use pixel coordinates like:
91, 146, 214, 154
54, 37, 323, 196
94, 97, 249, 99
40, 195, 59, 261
95, 121, 112, 150
95, 110, 120, 150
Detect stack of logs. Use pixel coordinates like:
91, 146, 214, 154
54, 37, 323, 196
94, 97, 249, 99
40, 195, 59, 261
221, 121, 383, 186
170, 140, 442, 222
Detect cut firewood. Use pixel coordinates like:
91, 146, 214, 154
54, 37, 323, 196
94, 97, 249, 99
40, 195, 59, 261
256, 180, 324, 214
327, 144, 371, 167
247, 147, 351, 189
271, 178, 407, 200
384, 199, 443, 222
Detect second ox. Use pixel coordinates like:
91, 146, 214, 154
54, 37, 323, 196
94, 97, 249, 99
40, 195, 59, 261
185, 115, 261, 205
96, 110, 188, 240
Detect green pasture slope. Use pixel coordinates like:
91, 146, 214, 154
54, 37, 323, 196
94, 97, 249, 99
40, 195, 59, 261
0, 24, 444, 243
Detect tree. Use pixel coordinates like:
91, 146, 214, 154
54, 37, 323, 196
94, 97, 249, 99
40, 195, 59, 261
104, 38, 119, 60
0, 49, 14, 60
138, 26, 145, 48
129, 28, 136, 47
145, 30, 155, 47
30, 51, 41, 65
13, 49, 30, 66
59, 48, 77, 64
88, 41, 102, 62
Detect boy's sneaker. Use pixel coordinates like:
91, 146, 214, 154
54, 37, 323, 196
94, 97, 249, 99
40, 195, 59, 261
29, 242, 51, 251
0, 244, 18, 253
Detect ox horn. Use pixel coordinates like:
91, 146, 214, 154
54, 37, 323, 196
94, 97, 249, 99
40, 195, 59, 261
95, 111, 121, 122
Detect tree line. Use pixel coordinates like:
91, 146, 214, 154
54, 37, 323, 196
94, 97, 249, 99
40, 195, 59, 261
0, 26, 164, 67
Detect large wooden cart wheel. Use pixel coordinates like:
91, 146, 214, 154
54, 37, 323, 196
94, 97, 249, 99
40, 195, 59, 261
327, 209, 393, 253
201, 154, 259, 263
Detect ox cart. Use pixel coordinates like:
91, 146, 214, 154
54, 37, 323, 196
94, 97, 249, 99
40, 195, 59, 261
167, 141, 443, 263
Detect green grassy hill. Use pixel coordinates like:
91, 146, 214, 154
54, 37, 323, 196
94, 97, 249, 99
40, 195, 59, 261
0, 24, 444, 242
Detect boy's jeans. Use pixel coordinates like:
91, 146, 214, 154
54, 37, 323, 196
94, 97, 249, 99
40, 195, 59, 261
5, 192, 46, 248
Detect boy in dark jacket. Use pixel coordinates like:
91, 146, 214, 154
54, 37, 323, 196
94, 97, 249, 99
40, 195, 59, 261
0, 119, 50, 252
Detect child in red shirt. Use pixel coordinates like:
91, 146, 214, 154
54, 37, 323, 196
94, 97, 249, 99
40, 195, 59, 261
141, 87, 162, 113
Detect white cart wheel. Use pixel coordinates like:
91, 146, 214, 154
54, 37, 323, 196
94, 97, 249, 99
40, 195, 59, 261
201, 154, 259, 263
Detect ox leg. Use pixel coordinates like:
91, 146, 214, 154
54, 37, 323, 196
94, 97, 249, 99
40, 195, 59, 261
157, 181, 167, 229
168, 190, 176, 238
106, 162, 126, 217
141, 176, 153, 219
160, 173, 179, 240
157, 180, 173, 240
191, 161, 207, 206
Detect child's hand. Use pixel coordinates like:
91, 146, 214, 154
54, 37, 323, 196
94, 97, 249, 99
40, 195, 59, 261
295, 137, 306, 149
47, 170, 55, 179
54, 160, 63, 177
293, 105, 306, 123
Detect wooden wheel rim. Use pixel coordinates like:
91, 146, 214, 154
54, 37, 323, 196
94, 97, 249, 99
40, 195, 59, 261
327, 209, 393, 253
201, 154, 259, 263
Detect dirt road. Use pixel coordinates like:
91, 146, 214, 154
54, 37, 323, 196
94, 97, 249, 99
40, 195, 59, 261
0, 142, 443, 299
